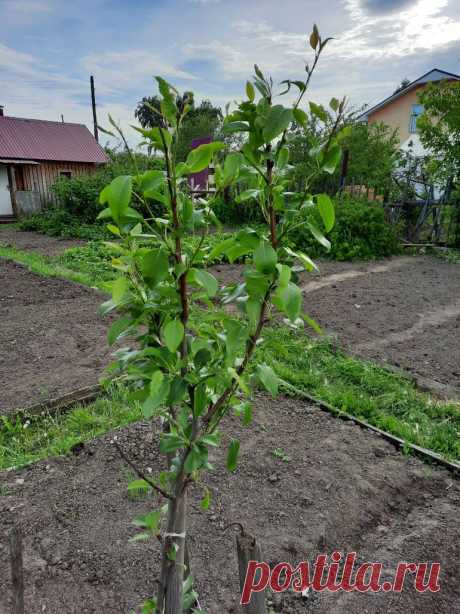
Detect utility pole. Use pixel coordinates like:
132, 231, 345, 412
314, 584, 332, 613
90, 75, 99, 142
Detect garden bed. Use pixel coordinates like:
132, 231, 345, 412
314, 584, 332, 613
211, 255, 460, 395
0, 227, 85, 256
0, 259, 112, 414
0, 394, 458, 613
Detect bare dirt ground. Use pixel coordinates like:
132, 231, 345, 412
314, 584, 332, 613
0, 394, 458, 613
211, 255, 460, 396
0, 259, 112, 414
0, 227, 85, 256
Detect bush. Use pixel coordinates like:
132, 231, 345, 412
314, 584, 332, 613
212, 193, 264, 225
18, 207, 110, 240
288, 198, 400, 260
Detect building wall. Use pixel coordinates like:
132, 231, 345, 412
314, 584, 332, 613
16, 161, 99, 206
367, 85, 425, 146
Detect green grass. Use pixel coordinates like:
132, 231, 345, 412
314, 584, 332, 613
0, 386, 142, 471
1, 327, 458, 472
433, 248, 460, 264
0, 244, 109, 289
257, 327, 460, 461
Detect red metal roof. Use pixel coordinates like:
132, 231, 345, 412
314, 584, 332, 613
0, 116, 108, 164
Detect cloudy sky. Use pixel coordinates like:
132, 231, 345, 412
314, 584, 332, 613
1, 0, 460, 145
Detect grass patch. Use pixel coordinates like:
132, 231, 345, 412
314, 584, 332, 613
433, 248, 460, 264
0, 244, 108, 290
0, 386, 142, 471
258, 327, 460, 461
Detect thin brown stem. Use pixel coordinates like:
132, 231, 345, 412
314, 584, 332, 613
113, 441, 173, 500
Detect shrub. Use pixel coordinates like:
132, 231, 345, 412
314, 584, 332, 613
288, 198, 400, 260
18, 207, 110, 240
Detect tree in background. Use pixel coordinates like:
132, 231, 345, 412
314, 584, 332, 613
393, 77, 411, 94
174, 99, 223, 162
286, 109, 399, 197
418, 81, 460, 245
136, 94, 222, 162
417, 81, 460, 183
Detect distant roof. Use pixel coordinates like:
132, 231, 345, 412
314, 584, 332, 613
359, 68, 460, 121
0, 116, 107, 163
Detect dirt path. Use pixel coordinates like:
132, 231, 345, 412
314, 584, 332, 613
0, 227, 85, 256
0, 259, 112, 414
0, 394, 458, 613
211, 256, 460, 394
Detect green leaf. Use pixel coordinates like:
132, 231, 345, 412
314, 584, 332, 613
329, 97, 340, 112
223, 121, 250, 133
107, 316, 132, 346
111, 276, 128, 304
262, 105, 293, 142
185, 142, 225, 174
254, 241, 277, 274
223, 152, 243, 183
226, 439, 240, 472
277, 146, 289, 169
128, 479, 150, 492
193, 384, 208, 417
184, 446, 206, 473
256, 363, 279, 397
139, 170, 164, 193
201, 488, 211, 510
141, 249, 169, 288
163, 320, 184, 353
309, 102, 328, 123
143, 371, 170, 417
246, 81, 255, 102
322, 144, 341, 174
279, 282, 302, 322
208, 237, 234, 261
307, 221, 331, 250
159, 433, 184, 454
188, 268, 218, 297
293, 108, 308, 128
107, 175, 132, 220
316, 193, 335, 232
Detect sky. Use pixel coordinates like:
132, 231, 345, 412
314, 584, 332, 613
1, 0, 460, 146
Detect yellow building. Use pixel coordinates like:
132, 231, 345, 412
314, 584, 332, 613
361, 69, 460, 156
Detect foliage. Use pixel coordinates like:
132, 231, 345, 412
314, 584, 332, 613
0, 385, 142, 470
18, 207, 110, 240
98, 26, 346, 612
257, 328, 460, 461
57, 241, 117, 281
2, 328, 458, 473
0, 243, 107, 289
287, 197, 400, 260
418, 81, 460, 183
136, 93, 222, 162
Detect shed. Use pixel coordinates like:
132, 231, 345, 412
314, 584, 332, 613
0, 108, 107, 219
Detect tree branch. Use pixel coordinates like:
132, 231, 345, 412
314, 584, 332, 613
113, 440, 173, 501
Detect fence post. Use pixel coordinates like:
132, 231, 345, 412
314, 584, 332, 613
236, 531, 267, 614
10, 526, 24, 614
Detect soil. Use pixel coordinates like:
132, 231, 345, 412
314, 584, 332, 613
0, 259, 112, 414
211, 255, 460, 395
0, 393, 458, 613
0, 227, 85, 257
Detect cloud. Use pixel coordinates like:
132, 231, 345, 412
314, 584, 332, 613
335, 0, 460, 58
188, 0, 221, 4
353, 0, 416, 14
81, 50, 197, 96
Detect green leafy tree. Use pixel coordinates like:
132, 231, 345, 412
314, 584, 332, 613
417, 81, 460, 182
418, 81, 460, 245
99, 24, 345, 613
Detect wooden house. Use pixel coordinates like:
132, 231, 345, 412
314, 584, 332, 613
0, 106, 107, 220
